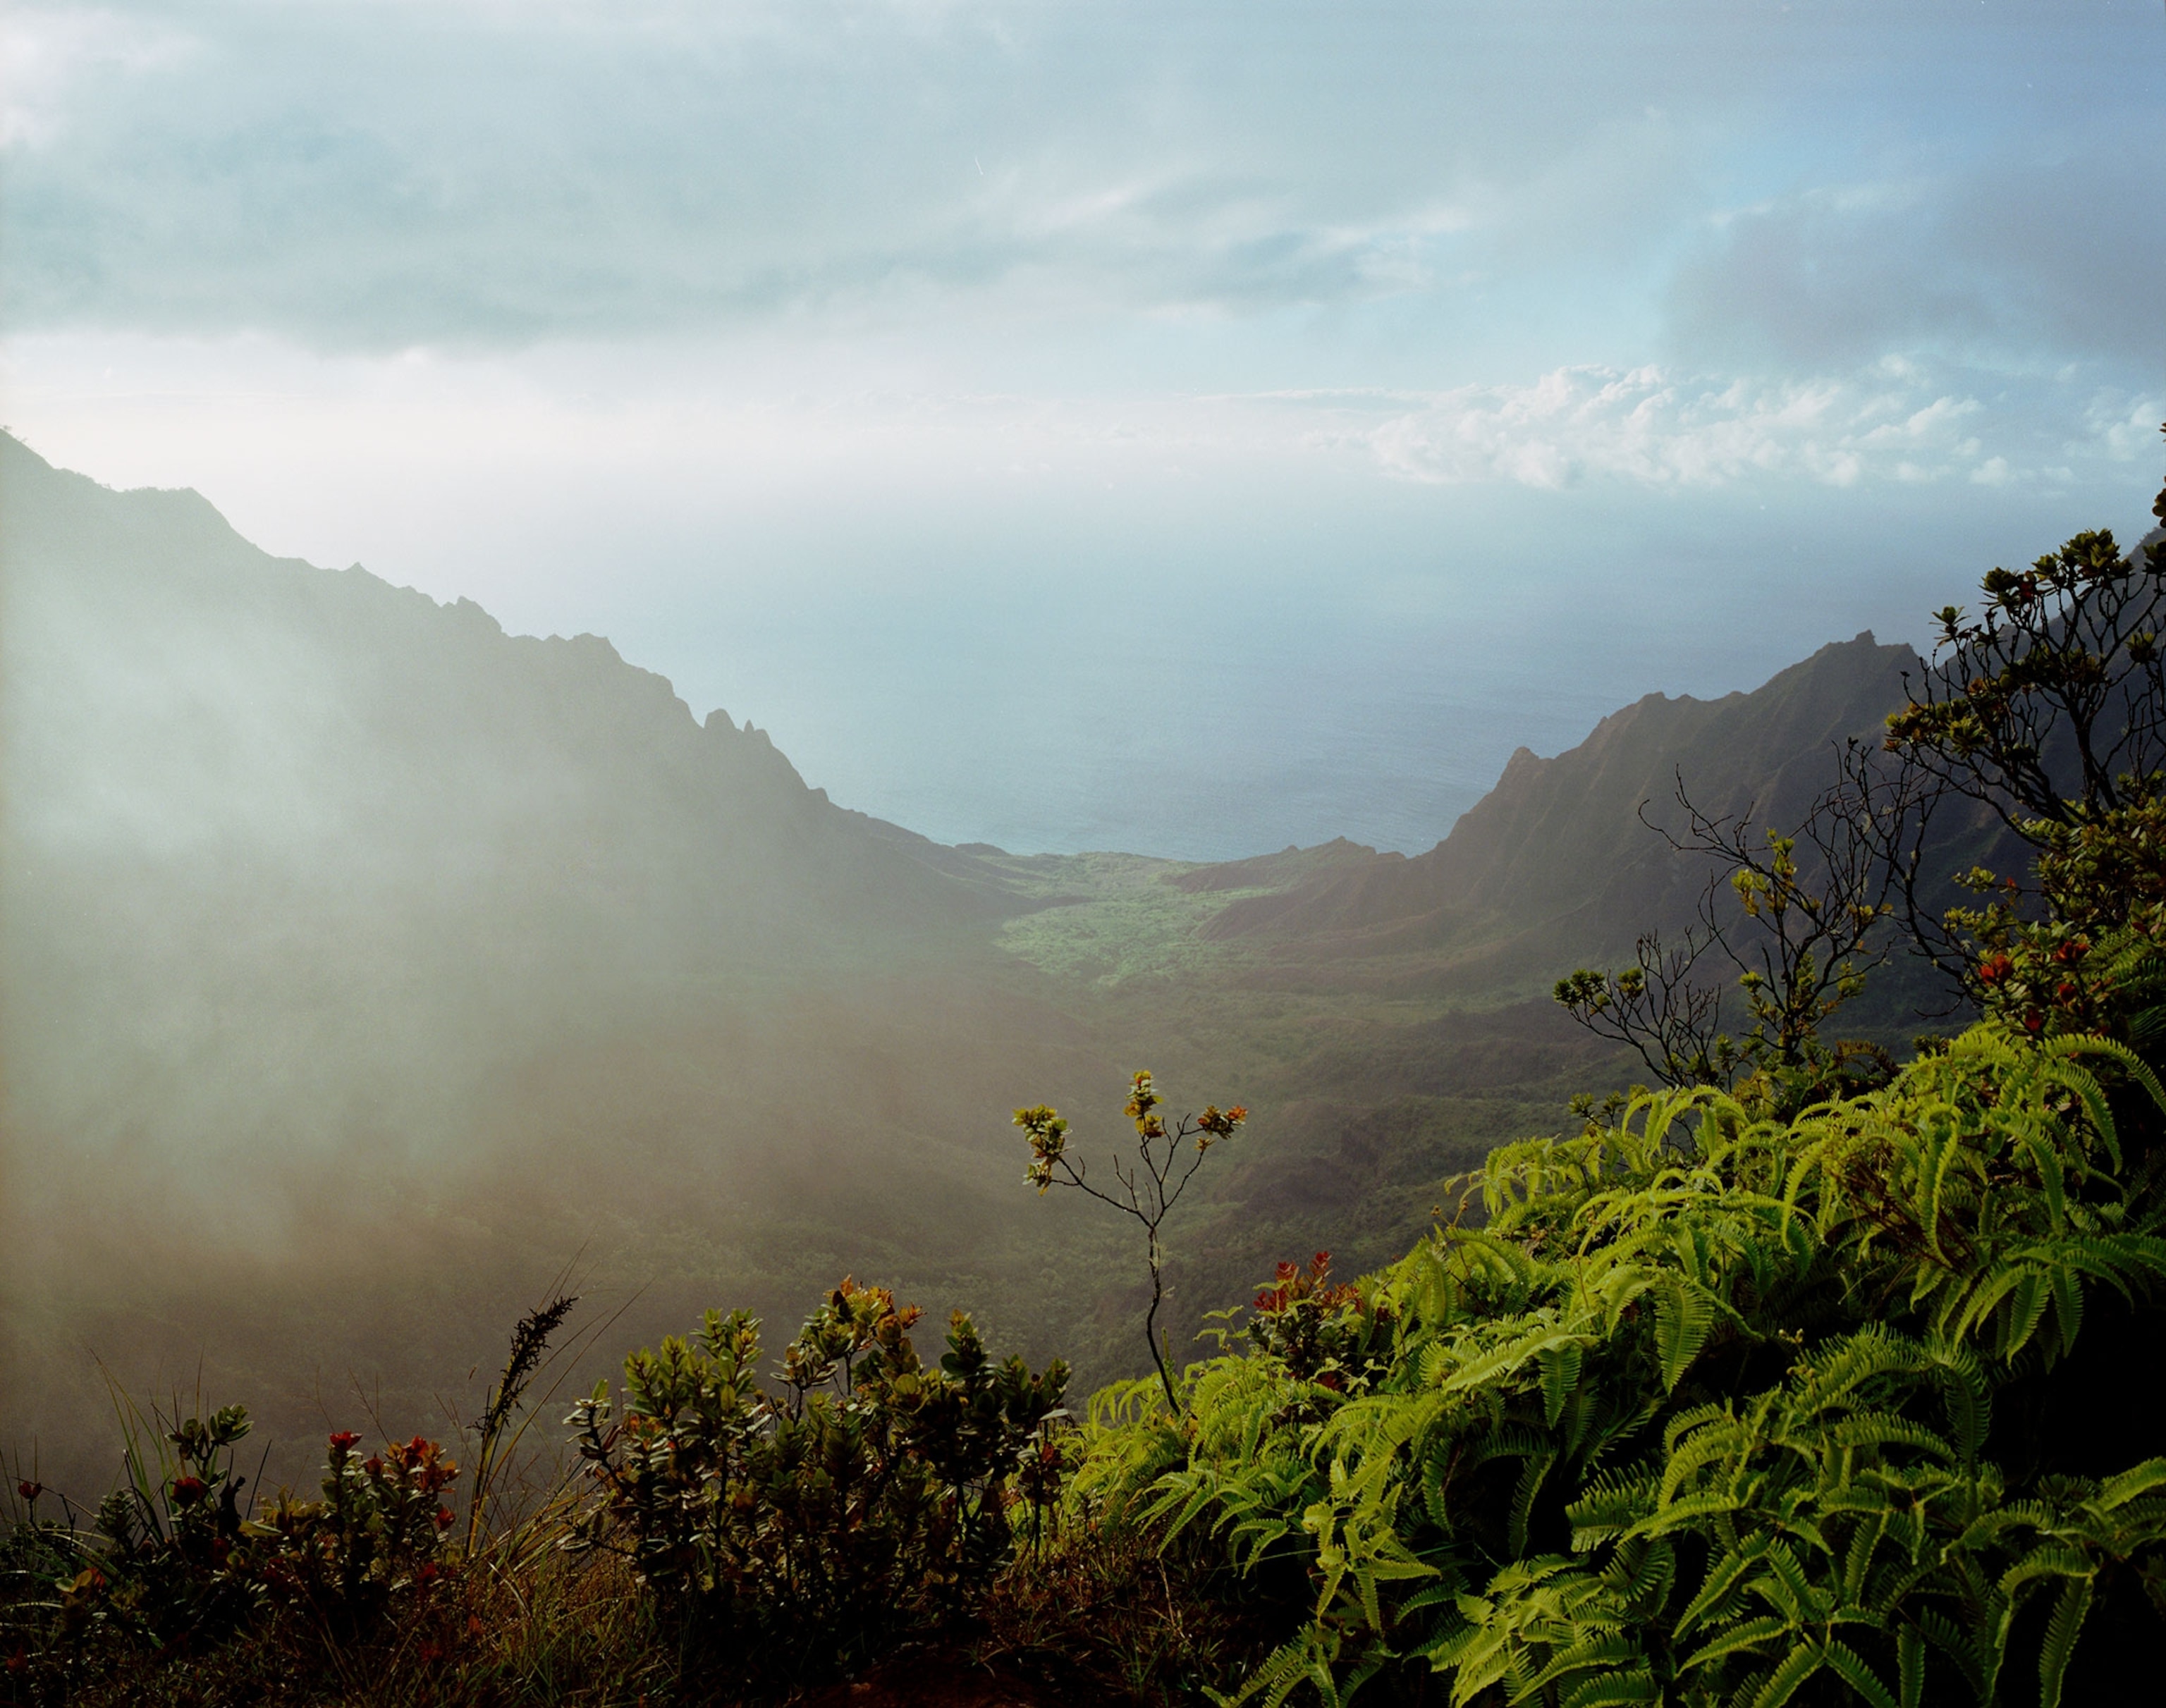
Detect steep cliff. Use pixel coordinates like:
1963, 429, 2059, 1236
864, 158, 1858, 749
1184, 632, 1942, 994
0, 431, 1004, 1170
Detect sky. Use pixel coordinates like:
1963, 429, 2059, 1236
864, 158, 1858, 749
3, 0, 2162, 859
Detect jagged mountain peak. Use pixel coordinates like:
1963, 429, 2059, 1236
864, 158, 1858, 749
1189, 627, 1926, 994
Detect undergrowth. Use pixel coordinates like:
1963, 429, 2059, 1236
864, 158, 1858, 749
11, 1019, 2162, 1705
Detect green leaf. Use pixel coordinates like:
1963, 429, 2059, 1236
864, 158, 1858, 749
1521, 1633, 1640, 1697
1749, 1642, 1824, 1708
1897, 1627, 1926, 1708
2038, 1577, 2093, 1708
1679, 1615, 1789, 1673
1653, 1275, 1715, 1393
1537, 1339, 1585, 1429
2094, 1458, 2166, 1512
1559, 1669, 1660, 1708
1914, 1606, 1991, 1700
1506, 1452, 1555, 1559
1675, 1535, 1771, 1638
1821, 1637, 1899, 1708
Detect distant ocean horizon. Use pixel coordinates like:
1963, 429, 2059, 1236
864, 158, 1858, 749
508, 466, 2154, 871
775, 660, 1620, 865
641, 590, 1803, 866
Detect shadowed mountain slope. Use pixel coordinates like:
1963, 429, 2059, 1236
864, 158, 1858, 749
1, 431, 1134, 1492
1182, 633, 1938, 995
0, 431, 1021, 1167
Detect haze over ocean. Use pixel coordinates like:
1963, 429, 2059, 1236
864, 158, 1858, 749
4, 1, 2160, 860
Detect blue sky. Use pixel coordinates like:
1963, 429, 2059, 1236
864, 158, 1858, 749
4, 1, 2161, 856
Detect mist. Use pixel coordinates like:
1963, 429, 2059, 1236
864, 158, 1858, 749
4, 0, 2160, 1515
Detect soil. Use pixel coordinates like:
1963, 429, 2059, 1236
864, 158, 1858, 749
795, 1655, 1091, 1708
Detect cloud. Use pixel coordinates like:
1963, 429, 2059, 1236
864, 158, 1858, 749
1666, 137, 2166, 371
0, 3, 1526, 343
0, 6, 191, 151
1299, 364, 2162, 493
9, 0, 2147, 364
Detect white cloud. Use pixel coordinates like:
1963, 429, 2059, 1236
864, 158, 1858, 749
1279, 366, 2150, 494
0, 6, 192, 150
2082, 393, 2166, 464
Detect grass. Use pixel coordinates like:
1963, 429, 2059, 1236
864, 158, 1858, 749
981, 852, 1271, 989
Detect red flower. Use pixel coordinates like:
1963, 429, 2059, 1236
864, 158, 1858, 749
170, 1475, 209, 1506
16, 1481, 41, 1502
2056, 981, 2079, 1003
362, 1456, 384, 1479
2024, 1009, 2045, 1035
328, 1431, 360, 1456
434, 1504, 455, 1530
1979, 954, 2014, 985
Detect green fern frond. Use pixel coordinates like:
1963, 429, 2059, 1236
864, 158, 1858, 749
2037, 1575, 2093, 1708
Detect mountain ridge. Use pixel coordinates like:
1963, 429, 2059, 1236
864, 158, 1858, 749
1166, 632, 1932, 1000
0, 429, 2019, 1497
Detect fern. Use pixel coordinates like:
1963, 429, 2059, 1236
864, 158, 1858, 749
1069, 1024, 2166, 1706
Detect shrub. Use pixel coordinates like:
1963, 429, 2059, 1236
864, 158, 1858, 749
250, 1431, 461, 1635
563, 1276, 1069, 1695
1, 1408, 466, 1705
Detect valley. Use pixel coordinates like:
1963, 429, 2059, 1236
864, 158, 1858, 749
1, 430, 1976, 1494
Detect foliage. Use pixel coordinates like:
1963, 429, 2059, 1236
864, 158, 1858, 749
0, 1401, 269, 1675
1, 1405, 466, 1705
1073, 1026, 2166, 1706
12, 450, 2166, 1707
248, 1432, 462, 1635
1871, 443, 2166, 991
1017, 1071, 1247, 1413
1553, 763, 1922, 1110
1887, 515, 2166, 830
563, 1276, 1070, 1694
4, 1282, 1070, 1704
1211, 465, 2166, 1702
1242, 1254, 1398, 1398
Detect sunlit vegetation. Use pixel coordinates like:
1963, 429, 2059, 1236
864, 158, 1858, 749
988, 850, 1273, 988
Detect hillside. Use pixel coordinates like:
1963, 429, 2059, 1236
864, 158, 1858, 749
1179, 632, 1926, 995
0, 434, 1123, 1488
1, 431, 1032, 1169
0, 431, 2002, 1499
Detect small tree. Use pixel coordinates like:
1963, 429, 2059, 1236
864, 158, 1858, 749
1567, 436, 2166, 1083
1013, 1072, 1245, 1414
1887, 477, 2166, 833
1874, 435, 2166, 1038
1554, 761, 1923, 1100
